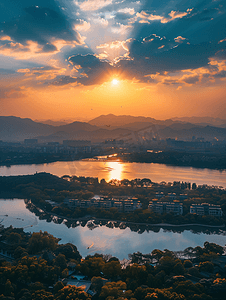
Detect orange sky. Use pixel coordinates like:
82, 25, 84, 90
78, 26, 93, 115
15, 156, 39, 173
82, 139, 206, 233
0, 0, 226, 121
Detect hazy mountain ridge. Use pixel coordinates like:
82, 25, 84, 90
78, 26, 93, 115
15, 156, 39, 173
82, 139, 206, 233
0, 117, 98, 141
88, 114, 158, 127
0, 116, 54, 141
159, 125, 226, 139
172, 116, 226, 127
1, 115, 226, 142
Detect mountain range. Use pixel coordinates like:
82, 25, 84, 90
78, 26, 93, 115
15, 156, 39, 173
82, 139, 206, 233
0, 114, 226, 143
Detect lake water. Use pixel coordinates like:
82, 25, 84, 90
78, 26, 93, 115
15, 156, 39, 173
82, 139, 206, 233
1, 199, 226, 260
0, 160, 226, 187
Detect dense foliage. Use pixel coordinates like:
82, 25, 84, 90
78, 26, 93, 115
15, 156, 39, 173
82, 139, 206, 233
0, 227, 226, 300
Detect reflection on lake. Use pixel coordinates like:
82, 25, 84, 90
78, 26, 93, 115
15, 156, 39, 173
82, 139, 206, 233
1, 160, 226, 187
1, 199, 226, 260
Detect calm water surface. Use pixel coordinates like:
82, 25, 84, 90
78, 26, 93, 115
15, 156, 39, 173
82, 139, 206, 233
1, 199, 226, 260
0, 160, 226, 187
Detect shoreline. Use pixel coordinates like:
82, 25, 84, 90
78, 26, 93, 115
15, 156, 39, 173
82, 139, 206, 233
0, 157, 226, 172
26, 201, 226, 230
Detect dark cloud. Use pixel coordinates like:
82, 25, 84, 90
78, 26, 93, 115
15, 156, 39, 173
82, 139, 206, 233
1, 0, 224, 89
213, 70, 226, 79
51, 75, 77, 86
68, 54, 114, 85
131, 0, 226, 45
120, 37, 225, 77
0, 1, 82, 53
42, 43, 58, 53
216, 48, 226, 59
182, 75, 200, 84
63, 32, 225, 86
0, 68, 16, 75
114, 12, 135, 24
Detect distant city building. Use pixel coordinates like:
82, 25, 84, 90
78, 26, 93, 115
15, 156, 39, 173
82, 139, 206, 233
63, 140, 91, 147
63, 140, 91, 153
24, 139, 38, 145
190, 203, 222, 217
148, 199, 183, 215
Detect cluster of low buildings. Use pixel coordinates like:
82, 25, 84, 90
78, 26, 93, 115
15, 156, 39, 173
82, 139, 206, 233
1, 139, 92, 155
190, 203, 223, 217
64, 196, 142, 213
148, 200, 183, 215
148, 200, 222, 217
62, 191, 223, 217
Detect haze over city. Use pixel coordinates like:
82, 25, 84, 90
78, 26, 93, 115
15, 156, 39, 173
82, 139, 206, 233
0, 0, 225, 120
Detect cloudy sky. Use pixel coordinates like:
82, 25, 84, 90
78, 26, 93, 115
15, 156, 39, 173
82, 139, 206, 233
0, 0, 226, 120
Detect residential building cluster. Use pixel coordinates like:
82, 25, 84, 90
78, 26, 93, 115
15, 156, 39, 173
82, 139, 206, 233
148, 199, 183, 215
63, 191, 223, 217
64, 196, 142, 213
190, 203, 223, 217
148, 198, 222, 217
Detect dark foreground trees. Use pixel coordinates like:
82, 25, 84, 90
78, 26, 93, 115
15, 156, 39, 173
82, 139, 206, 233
1, 227, 226, 300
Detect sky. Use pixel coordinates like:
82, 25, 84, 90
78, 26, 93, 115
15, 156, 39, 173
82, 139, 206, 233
0, 0, 226, 121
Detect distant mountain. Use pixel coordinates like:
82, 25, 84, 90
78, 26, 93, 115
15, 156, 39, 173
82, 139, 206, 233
1, 115, 226, 143
0, 117, 98, 142
88, 114, 157, 127
37, 128, 132, 143
0, 116, 54, 141
34, 119, 69, 126
56, 121, 98, 132
159, 125, 226, 139
172, 116, 226, 127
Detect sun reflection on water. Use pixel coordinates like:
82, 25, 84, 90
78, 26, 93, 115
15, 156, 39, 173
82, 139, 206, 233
105, 161, 124, 182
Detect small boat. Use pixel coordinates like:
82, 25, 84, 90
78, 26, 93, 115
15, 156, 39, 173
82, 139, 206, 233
87, 242, 94, 249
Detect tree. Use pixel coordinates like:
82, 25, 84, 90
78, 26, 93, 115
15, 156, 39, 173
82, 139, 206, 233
55, 286, 90, 300
183, 260, 193, 269
77, 257, 105, 278
55, 243, 81, 261
53, 282, 64, 294
6, 232, 21, 244
158, 256, 180, 275
203, 242, 224, 256
145, 289, 186, 300
173, 263, 185, 275
173, 281, 205, 298
103, 260, 121, 279
91, 277, 105, 294
198, 261, 214, 273
28, 231, 59, 254
4, 280, 14, 298
53, 254, 67, 271
151, 250, 164, 262
14, 247, 28, 259
99, 281, 129, 300
31, 290, 53, 300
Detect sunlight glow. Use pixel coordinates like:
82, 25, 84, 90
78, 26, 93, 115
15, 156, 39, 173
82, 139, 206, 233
105, 162, 124, 181
112, 79, 119, 85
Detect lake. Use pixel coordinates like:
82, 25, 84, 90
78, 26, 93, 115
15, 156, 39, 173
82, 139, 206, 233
1, 160, 226, 187
1, 199, 226, 260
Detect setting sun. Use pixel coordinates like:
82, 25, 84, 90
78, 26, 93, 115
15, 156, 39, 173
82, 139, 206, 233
112, 79, 119, 85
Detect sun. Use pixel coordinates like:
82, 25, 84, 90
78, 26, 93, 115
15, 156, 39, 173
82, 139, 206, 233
112, 79, 119, 85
